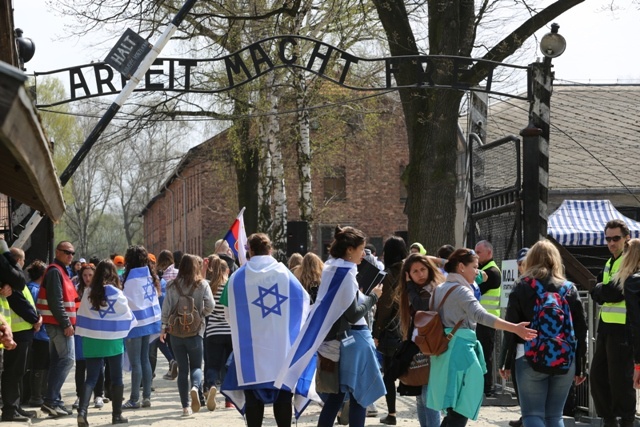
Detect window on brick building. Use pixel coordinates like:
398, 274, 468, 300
324, 167, 346, 201
400, 164, 408, 202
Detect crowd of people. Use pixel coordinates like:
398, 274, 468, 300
0, 217, 640, 427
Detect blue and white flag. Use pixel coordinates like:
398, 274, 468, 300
122, 266, 161, 338
274, 257, 358, 392
76, 284, 138, 340
221, 255, 313, 417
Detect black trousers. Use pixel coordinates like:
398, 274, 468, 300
244, 390, 292, 427
476, 324, 495, 394
590, 332, 636, 421
1, 338, 31, 413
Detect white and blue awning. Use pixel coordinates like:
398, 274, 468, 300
548, 200, 640, 246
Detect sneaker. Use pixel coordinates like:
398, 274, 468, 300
102, 397, 110, 404
94, 396, 104, 409
206, 387, 217, 411
1, 413, 30, 422
163, 371, 173, 380
190, 387, 201, 413
15, 407, 36, 418
72, 398, 79, 409
508, 418, 523, 427
169, 360, 178, 380
122, 400, 140, 410
58, 405, 73, 415
366, 408, 378, 417
41, 403, 70, 417
224, 401, 235, 409
181, 407, 193, 417
142, 398, 151, 408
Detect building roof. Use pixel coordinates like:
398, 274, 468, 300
0, 61, 65, 220
485, 84, 640, 193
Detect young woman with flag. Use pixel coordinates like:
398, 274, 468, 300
75, 260, 138, 427
121, 246, 162, 410
221, 233, 310, 427
160, 254, 215, 416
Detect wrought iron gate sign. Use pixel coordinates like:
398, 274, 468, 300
34, 35, 529, 107
104, 28, 153, 79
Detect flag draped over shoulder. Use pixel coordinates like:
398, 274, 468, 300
274, 257, 358, 392
76, 285, 138, 339
221, 255, 313, 417
224, 208, 248, 266
122, 266, 161, 338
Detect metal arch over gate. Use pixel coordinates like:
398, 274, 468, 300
34, 35, 532, 108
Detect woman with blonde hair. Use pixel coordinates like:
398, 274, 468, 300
160, 254, 214, 416
618, 239, 640, 390
298, 253, 324, 304
501, 240, 587, 427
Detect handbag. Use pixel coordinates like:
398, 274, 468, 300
398, 351, 430, 386
413, 285, 463, 356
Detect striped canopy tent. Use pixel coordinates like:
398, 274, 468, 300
548, 200, 640, 246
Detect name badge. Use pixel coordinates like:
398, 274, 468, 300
341, 334, 356, 347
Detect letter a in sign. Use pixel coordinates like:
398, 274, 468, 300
105, 28, 153, 79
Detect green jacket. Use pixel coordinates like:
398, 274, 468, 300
426, 328, 486, 420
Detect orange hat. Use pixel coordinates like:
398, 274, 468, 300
114, 255, 125, 266
148, 253, 156, 263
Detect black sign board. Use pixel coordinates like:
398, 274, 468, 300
104, 28, 153, 79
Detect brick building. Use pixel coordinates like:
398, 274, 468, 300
141, 94, 412, 258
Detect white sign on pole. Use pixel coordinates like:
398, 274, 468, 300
500, 259, 519, 308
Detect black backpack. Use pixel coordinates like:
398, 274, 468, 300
167, 281, 203, 338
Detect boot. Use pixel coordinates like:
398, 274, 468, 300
77, 384, 93, 427
28, 369, 47, 407
110, 385, 128, 424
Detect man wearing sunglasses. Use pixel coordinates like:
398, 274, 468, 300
36, 241, 78, 418
590, 219, 635, 427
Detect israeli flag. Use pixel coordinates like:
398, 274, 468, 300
76, 285, 138, 340
274, 257, 358, 391
221, 255, 314, 417
122, 266, 161, 338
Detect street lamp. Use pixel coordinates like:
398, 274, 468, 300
540, 23, 566, 59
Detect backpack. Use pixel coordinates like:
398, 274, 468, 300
413, 285, 463, 356
523, 278, 576, 375
167, 281, 203, 338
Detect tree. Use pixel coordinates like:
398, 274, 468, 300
370, 0, 584, 251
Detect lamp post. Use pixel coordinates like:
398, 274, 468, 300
521, 23, 566, 248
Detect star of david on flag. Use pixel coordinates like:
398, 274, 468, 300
91, 297, 117, 318
142, 278, 156, 302
252, 283, 288, 318
76, 284, 138, 340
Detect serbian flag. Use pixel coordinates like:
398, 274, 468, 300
224, 207, 248, 266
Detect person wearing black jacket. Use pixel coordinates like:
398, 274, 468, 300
501, 240, 587, 427
0, 247, 41, 422
372, 236, 407, 426
590, 219, 635, 427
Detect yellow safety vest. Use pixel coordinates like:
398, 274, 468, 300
480, 260, 502, 316
9, 287, 36, 333
0, 297, 12, 350
600, 255, 626, 324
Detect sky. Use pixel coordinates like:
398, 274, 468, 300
13, 1, 640, 85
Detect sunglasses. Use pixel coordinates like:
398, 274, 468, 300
605, 236, 623, 243
58, 249, 75, 256
465, 249, 477, 256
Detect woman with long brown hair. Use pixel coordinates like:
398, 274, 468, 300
203, 254, 232, 410
75, 260, 137, 427
394, 253, 443, 427
160, 254, 214, 416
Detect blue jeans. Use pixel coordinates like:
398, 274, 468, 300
171, 335, 204, 408
515, 357, 575, 427
318, 392, 366, 427
417, 385, 441, 427
86, 354, 124, 388
125, 335, 152, 402
44, 324, 75, 407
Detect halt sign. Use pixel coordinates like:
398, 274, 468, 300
104, 28, 152, 79
500, 259, 518, 308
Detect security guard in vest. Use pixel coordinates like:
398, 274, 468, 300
0, 247, 41, 422
590, 219, 636, 427
475, 240, 502, 397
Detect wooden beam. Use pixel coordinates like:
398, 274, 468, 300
548, 235, 597, 291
